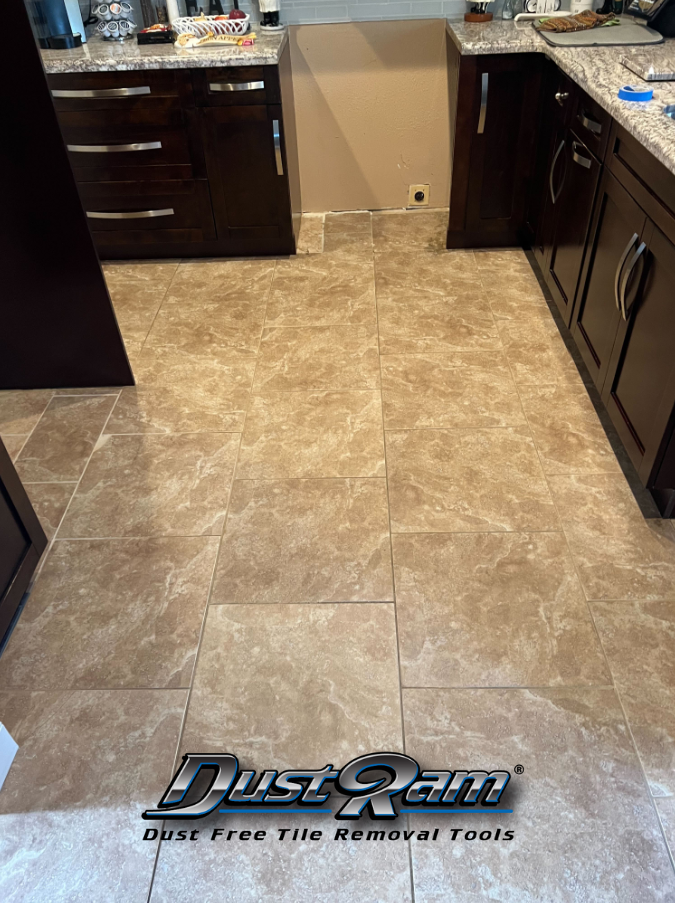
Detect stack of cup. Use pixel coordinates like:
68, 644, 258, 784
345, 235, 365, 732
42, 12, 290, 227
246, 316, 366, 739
93, 2, 137, 40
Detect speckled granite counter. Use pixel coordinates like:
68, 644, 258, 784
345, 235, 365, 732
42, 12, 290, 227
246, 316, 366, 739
41, 30, 287, 72
446, 18, 675, 176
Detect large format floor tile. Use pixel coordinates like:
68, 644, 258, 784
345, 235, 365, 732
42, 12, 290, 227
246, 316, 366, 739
253, 326, 381, 391
656, 798, 675, 857
0, 389, 53, 436
393, 532, 609, 688
105, 343, 256, 434
211, 478, 393, 604
102, 261, 179, 293
0, 537, 219, 690
181, 603, 402, 768
372, 209, 448, 251
15, 395, 117, 483
24, 482, 76, 540
592, 601, 675, 797
107, 283, 166, 348
59, 433, 240, 537
2, 435, 27, 462
296, 213, 324, 254
150, 809, 412, 903
237, 390, 385, 479
475, 248, 551, 321
265, 255, 376, 326
386, 427, 559, 533
381, 351, 526, 429
403, 687, 675, 902
519, 384, 623, 475
498, 318, 587, 387
324, 211, 372, 233
0, 688, 186, 903
549, 473, 675, 600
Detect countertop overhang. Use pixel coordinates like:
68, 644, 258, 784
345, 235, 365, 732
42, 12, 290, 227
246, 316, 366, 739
446, 18, 675, 177
40, 30, 287, 72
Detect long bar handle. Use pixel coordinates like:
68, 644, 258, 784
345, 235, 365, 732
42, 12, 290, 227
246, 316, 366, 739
477, 72, 488, 134
68, 141, 162, 153
52, 86, 151, 98
273, 119, 283, 176
614, 233, 639, 314
571, 141, 592, 170
208, 81, 265, 92
549, 139, 565, 204
86, 208, 174, 220
619, 240, 646, 320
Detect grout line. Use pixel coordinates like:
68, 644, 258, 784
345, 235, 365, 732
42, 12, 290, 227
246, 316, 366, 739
373, 234, 416, 903
146, 257, 279, 902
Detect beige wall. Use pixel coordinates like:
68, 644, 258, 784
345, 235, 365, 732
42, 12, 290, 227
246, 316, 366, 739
289, 20, 450, 213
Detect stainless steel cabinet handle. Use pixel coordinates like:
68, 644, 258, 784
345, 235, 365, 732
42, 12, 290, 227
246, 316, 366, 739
52, 86, 151, 98
614, 232, 638, 313
549, 139, 566, 204
273, 119, 283, 176
477, 72, 488, 135
68, 141, 162, 153
86, 208, 174, 220
555, 90, 569, 106
208, 81, 265, 92
578, 110, 602, 135
619, 240, 646, 320
571, 141, 592, 170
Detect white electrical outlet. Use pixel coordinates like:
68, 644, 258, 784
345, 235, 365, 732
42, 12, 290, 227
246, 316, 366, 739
408, 184, 430, 207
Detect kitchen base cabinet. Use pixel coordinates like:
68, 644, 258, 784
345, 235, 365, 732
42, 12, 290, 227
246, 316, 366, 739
0, 440, 47, 651
446, 41, 543, 248
572, 171, 647, 389
46, 41, 301, 260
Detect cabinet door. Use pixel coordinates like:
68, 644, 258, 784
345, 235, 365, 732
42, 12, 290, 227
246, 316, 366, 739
531, 67, 575, 266
602, 222, 675, 483
547, 133, 602, 325
201, 104, 291, 240
572, 170, 647, 389
0, 440, 47, 648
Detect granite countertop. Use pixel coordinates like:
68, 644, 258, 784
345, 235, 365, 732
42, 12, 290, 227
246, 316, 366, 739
41, 30, 287, 72
446, 18, 675, 177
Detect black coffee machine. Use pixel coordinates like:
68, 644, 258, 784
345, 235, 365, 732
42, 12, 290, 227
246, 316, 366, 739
25, 0, 83, 49
625, 0, 675, 37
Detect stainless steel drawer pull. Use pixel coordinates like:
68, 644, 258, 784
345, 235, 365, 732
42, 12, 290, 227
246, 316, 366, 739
52, 86, 151, 98
549, 138, 566, 204
578, 110, 602, 135
614, 232, 638, 314
68, 141, 162, 154
555, 90, 570, 106
619, 240, 646, 320
273, 118, 283, 176
477, 72, 488, 135
571, 142, 592, 169
208, 80, 265, 92
86, 208, 174, 220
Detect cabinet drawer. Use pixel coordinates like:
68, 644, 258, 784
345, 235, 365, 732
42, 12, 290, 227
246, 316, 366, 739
79, 179, 215, 239
194, 66, 279, 106
58, 109, 192, 178
572, 89, 610, 161
48, 70, 191, 113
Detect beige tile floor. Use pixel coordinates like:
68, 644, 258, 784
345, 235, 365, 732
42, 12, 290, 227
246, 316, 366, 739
1, 208, 675, 901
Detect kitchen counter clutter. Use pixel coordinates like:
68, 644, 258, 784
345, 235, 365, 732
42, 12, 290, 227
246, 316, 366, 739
446, 19, 675, 177
445, 17, 675, 517
40, 33, 300, 260
41, 31, 287, 72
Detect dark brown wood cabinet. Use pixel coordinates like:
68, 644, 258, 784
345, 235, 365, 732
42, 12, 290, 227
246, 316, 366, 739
0, 441, 47, 650
46, 45, 301, 260
446, 41, 543, 248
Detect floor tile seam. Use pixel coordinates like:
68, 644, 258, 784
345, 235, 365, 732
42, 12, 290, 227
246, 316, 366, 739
145, 262, 277, 898
381, 425, 538, 434
389, 528, 573, 536
584, 599, 675, 874
102, 430, 244, 438
0, 684, 193, 693
49, 534, 228, 542
3, 391, 58, 454
373, 237, 416, 903
399, 683, 617, 690
128, 262, 181, 353
37, 397, 121, 578
206, 599, 396, 606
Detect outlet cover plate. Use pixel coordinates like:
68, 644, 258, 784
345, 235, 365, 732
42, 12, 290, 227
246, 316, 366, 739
408, 184, 430, 207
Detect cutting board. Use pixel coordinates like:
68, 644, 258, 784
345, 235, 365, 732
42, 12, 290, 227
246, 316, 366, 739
539, 21, 663, 46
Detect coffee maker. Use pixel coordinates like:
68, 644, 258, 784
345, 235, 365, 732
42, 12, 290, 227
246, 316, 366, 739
25, 0, 85, 49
